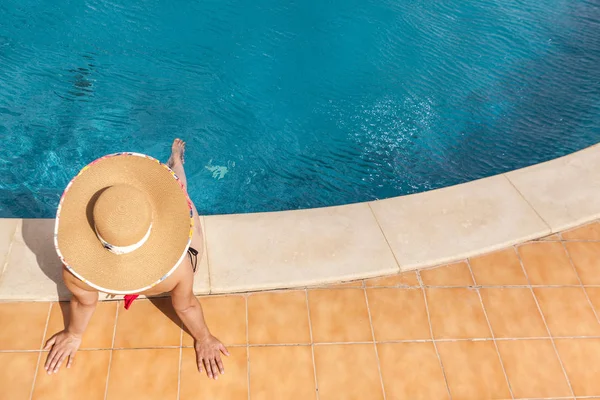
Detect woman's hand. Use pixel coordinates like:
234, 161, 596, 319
44, 330, 82, 374
194, 335, 230, 379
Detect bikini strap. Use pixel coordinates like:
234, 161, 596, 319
187, 247, 199, 273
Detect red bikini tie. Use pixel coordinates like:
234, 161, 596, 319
123, 294, 139, 310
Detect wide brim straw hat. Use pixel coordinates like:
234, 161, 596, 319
55, 153, 194, 294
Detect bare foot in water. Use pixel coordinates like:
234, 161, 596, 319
168, 138, 186, 168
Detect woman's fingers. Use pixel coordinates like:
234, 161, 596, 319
196, 347, 228, 379
219, 344, 230, 357
45, 347, 60, 371
47, 350, 64, 373
216, 355, 225, 374
203, 358, 213, 379
66, 353, 75, 369
43, 336, 56, 351
52, 353, 67, 373
196, 353, 203, 373
210, 358, 219, 379
49, 352, 64, 373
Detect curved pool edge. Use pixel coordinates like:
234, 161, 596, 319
1, 142, 599, 301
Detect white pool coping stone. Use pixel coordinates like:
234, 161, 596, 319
1, 143, 599, 301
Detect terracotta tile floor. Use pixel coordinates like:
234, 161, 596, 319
4, 222, 600, 399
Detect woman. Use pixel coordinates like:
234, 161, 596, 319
45, 139, 227, 380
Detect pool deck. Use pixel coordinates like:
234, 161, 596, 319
1, 143, 600, 301
4, 224, 600, 399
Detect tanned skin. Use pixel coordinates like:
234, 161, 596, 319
44, 139, 228, 380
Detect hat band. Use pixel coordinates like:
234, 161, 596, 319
95, 223, 153, 255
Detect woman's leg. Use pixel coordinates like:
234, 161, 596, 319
167, 138, 188, 190
167, 139, 204, 260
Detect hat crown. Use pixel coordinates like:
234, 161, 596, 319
93, 184, 153, 247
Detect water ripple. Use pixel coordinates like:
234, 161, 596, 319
1, 0, 599, 217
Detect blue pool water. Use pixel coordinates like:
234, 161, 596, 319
1, 0, 599, 218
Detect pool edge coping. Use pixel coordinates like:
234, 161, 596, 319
1, 142, 600, 301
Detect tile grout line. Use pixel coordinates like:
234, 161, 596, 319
367, 202, 403, 275
516, 398, 578, 400
513, 245, 576, 398
315, 283, 600, 289
104, 301, 120, 400
187, 276, 600, 296
3, 337, 597, 352
502, 173, 553, 234
245, 294, 250, 400
305, 289, 320, 400
6, 333, 600, 353
40, 302, 53, 349
560, 240, 600, 326
177, 326, 183, 400
466, 259, 515, 399
418, 271, 453, 400
29, 302, 52, 400
246, 334, 600, 345
551, 238, 600, 243
362, 287, 386, 400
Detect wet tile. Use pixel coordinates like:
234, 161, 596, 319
534, 287, 600, 337
249, 346, 315, 400
206, 204, 398, 293
370, 174, 550, 269
506, 145, 600, 232
565, 242, 600, 285
469, 248, 528, 286
33, 350, 110, 400
180, 347, 247, 400
437, 341, 510, 400
365, 271, 419, 287
314, 344, 383, 400
0, 302, 50, 350
518, 242, 579, 285
114, 298, 181, 348
106, 349, 179, 400
377, 342, 448, 399
366, 288, 430, 341
248, 291, 310, 344
555, 338, 600, 397
497, 339, 571, 398
562, 222, 600, 241
0, 352, 39, 400
425, 288, 491, 339
307, 289, 372, 343
420, 262, 473, 287
44, 301, 117, 349
480, 288, 548, 338
183, 295, 246, 346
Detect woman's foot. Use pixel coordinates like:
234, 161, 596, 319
167, 138, 186, 168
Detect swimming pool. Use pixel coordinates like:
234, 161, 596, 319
1, 0, 599, 218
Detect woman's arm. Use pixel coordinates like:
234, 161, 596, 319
44, 268, 98, 374
171, 266, 229, 380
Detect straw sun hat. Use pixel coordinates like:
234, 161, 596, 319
54, 153, 194, 294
